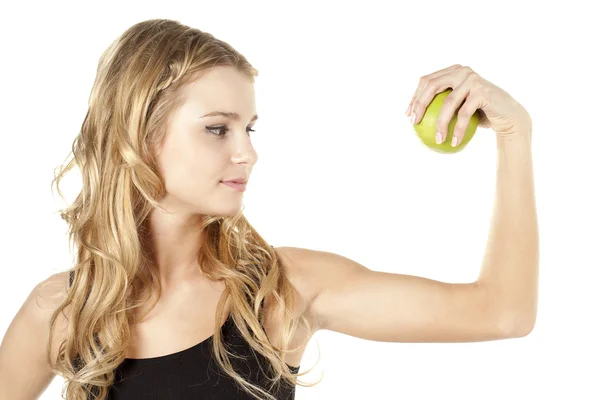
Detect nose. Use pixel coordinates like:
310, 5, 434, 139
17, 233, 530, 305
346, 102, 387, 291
231, 134, 259, 166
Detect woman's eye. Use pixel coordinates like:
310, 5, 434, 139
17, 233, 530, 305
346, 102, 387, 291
206, 126, 256, 136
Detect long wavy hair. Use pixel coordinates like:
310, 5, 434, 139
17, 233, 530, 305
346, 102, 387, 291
45, 18, 322, 400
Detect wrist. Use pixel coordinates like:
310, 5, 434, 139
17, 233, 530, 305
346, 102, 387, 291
496, 127, 532, 150
495, 110, 533, 142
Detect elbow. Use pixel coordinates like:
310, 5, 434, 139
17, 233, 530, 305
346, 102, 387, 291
513, 315, 536, 337
501, 311, 537, 338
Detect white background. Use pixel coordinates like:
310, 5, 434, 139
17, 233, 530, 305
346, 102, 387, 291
1, 1, 599, 399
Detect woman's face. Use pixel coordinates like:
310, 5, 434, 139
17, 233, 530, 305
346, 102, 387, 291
153, 65, 259, 216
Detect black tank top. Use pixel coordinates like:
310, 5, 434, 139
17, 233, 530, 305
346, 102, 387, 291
68, 270, 300, 399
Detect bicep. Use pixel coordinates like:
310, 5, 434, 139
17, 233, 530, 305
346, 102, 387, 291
301, 249, 512, 343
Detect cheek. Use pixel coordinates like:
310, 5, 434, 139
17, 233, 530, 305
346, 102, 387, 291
159, 143, 217, 194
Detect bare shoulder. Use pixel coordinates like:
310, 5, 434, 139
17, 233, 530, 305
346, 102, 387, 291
272, 246, 332, 332
35, 270, 71, 303
272, 247, 320, 304
29, 271, 72, 360
262, 247, 327, 367
0, 271, 71, 398
273, 246, 361, 299
5, 271, 71, 335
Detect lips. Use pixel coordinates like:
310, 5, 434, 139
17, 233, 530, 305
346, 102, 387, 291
221, 180, 247, 191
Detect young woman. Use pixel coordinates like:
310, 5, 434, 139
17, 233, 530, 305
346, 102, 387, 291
0, 18, 538, 400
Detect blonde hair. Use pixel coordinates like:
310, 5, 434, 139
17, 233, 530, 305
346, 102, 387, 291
46, 18, 321, 400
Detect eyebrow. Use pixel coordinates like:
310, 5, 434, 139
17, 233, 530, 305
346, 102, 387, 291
199, 111, 258, 122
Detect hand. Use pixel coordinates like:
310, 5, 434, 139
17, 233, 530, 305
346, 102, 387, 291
405, 64, 532, 146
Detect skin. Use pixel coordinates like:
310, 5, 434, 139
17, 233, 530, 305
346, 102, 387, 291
115, 64, 534, 364
149, 65, 259, 291
0, 63, 537, 399
127, 66, 313, 366
27, 65, 310, 370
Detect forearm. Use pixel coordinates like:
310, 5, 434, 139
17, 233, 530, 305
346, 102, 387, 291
476, 129, 539, 335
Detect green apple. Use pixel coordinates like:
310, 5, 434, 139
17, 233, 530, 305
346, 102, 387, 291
412, 89, 479, 154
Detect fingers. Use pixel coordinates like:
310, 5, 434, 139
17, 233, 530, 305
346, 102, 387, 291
407, 65, 483, 147
447, 90, 482, 147
405, 64, 462, 118
408, 66, 472, 125
435, 75, 479, 145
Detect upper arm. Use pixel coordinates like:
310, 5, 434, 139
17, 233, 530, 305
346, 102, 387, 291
0, 272, 70, 400
279, 247, 522, 343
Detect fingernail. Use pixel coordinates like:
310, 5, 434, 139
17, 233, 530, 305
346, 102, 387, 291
436, 132, 442, 144
405, 105, 411, 116
451, 136, 458, 147
411, 112, 417, 125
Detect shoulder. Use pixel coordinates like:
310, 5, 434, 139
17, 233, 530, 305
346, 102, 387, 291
0, 272, 71, 395
273, 246, 350, 331
10, 271, 71, 327
30, 272, 72, 360
272, 246, 372, 332
272, 246, 320, 303
273, 246, 364, 297
32, 271, 71, 313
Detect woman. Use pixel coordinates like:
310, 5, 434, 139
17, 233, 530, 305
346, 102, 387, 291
0, 18, 538, 400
